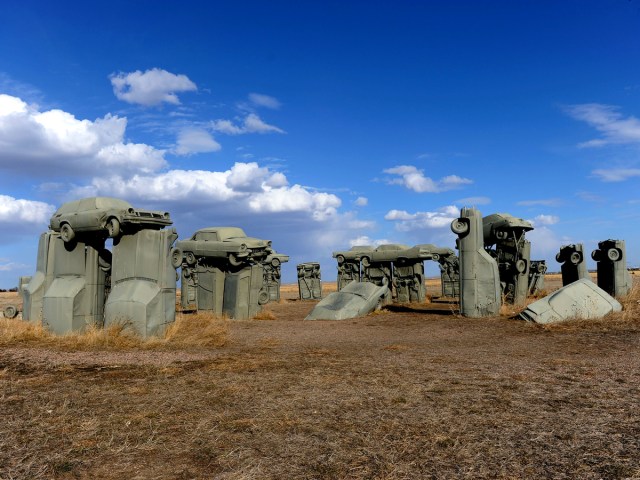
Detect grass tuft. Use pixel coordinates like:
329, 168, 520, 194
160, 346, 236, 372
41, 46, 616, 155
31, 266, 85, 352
253, 309, 277, 320
163, 312, 228, 348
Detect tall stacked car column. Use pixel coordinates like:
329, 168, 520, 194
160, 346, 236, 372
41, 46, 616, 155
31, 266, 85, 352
451, 207, 501, 317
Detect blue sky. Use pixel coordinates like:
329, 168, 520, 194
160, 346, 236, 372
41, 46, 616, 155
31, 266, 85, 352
1, 1, 640, 287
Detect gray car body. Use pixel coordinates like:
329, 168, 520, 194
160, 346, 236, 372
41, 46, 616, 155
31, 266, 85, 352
519, 278, 621, 324
50, 197, 171, 240
305, 280, 389, 320
174, 227, 272, 266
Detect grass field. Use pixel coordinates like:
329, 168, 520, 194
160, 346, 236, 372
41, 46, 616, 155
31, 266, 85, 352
1, 275, 639, 479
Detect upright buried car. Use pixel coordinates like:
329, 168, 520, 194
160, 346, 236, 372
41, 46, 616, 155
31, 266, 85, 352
50, 197, 172, 242
171, 227, 272, 268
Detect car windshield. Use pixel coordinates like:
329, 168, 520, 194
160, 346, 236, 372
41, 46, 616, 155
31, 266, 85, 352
95, 197, 132, 210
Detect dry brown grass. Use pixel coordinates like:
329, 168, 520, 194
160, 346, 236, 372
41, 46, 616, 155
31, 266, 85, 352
163, 312, 229, 348
252, 309, 277, 320
2, 285, 640, 479
0, 312, 228, 350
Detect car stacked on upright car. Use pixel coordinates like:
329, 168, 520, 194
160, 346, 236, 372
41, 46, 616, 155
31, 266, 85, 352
49, 197, 172, 242
171, 227, 272, 268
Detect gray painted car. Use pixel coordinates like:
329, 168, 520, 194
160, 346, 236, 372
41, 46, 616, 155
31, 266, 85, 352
519, 278, 621, 324
50, 197, 172, 242
172, 227, 272, 268
305, 279, 389, 320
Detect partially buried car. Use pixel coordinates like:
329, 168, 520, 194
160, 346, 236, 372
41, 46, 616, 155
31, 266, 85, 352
171, 227, 272, 268
49, 197, 172, 242
305, 279, 389, 320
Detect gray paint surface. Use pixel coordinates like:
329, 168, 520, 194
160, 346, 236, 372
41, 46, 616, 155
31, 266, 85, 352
333, 245, 373, 290
482, 213, 533, 305
298, 262, 322, 300
22, 232, 58, 323
305, 280, 389, 320
223, 264, 268, 319
262, 252, 289, 302
42, 238, 107, 335
528, 260, 547, 296
520, 278, 621, 324
49, 196, 171, 242
104, 228, 177, 338
452, 207, 501, 317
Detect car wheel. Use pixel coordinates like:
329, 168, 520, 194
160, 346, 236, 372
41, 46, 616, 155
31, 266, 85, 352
185, 252, 196, 265
515, 259, 527, 273
607, 248, 621, 261
271, 257, 281, 267
555, 252, 563, 263
3, 305, 18, 319
450, 219, 469, 235
591, 249, 601, 262
258, 289, 270, 305
229, 253, 243, 266
170, 247, 183, 268
570, 251, 583, 265
107, 218, 120, 238
60, 223, 75, 243
361, 256, 371, 267
336, 254, 345, 265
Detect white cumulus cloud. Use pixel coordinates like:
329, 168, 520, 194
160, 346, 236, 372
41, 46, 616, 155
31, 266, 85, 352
385, 205, 459, 231
384, 165, 472, 193
354, 196, 368, 207
110, 68, 197, 106
174, 128, 221, 155
0, 195, 55, 225
69, 162, 340, 221
0, 94, 167, 176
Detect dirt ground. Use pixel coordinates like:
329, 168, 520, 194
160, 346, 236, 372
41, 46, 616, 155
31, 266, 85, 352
2, 275, 640, 479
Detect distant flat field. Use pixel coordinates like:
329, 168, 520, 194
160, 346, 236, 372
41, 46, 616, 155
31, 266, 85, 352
2, 274, 640, 479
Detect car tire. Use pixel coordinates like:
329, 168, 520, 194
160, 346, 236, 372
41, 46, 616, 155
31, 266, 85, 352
336, 254, 345, 265
60, 223, 75, 243
107, 218, 120, 238
451, 219, 469, 235
607, 248, 621, 261
570, 251, 583, 265
515, 259, 527, 273
170, 247, 183, 268
229, 253, 243, 267
185, 252, 196, 266
258, 289, 270, 305
271, 257, 281, 267
361, 256, 371, 267
3, 305, 18, 319
591, 250, 601, 262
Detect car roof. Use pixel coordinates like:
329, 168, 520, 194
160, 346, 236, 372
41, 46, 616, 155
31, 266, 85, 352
54, 196, 132, 214
194, 227, 247, 239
